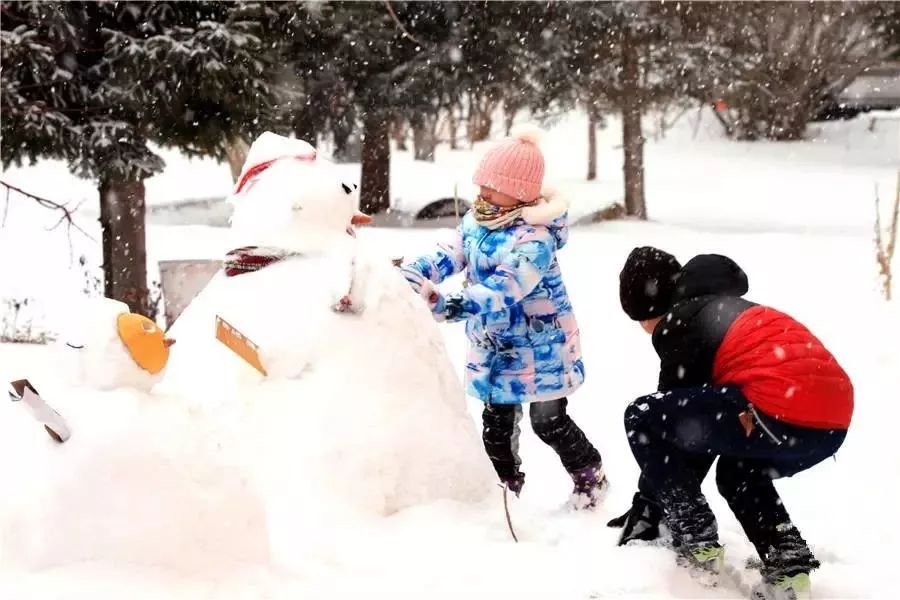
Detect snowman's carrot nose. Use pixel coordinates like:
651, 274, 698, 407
164, 338, 176, 348
351, 212, 372, 226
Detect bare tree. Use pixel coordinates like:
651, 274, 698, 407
390, 118, 409, 152
466, 91, 500, 146
875, 174, 900, 301
587, 106, 599, 181
0, 181, 93, 258
687, 2, 898, 141
411, 111, 441, 161
620, 24, 646, 219
447, 104, 460, 150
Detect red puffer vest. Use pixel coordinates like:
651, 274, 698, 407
713, 305, 853, 429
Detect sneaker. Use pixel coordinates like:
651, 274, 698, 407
569, 464, 607, 509
677, 544, 724, 586
751, 572, 811, 600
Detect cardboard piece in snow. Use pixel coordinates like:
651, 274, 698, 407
8, 379, 71, 443
158, 259, 222, 326
215, 315, 268, 376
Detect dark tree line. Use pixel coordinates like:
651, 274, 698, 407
2, 1, 897, 315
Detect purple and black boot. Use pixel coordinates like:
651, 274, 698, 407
569, 463, 607, 509
502, 472, 525, 497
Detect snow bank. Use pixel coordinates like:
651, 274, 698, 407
0, 296, 270, 574
2, 112, 898, 599
0, 377, 268, 574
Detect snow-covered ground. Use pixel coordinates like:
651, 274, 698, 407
1, 111, 898, 599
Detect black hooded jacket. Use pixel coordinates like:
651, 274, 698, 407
649, 254, 853, 429
652, 254, 753, 391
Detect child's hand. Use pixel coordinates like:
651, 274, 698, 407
399, 266, 451, 321
421, 280, 447, 321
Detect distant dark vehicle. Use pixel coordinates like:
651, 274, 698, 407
813, 63, 900, 121
416, 198, 472, 221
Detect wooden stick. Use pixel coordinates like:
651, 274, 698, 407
502, 485, 519, 543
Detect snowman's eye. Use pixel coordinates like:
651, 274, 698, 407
341, 183, 352, 195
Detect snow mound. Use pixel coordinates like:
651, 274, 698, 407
161, 250, 493, 570
0, 384, 268, 573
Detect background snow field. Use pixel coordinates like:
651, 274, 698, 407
1, 112, 898, 599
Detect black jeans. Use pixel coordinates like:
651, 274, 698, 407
625, 385, 846, 576
482, 398, 602, 482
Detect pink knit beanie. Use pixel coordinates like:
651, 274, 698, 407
473, 124, 545, 203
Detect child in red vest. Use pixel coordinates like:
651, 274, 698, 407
611, 247, 853, 600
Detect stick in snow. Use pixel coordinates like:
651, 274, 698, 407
502, 484, 518, 543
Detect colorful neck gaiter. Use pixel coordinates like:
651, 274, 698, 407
473, 196, 527, 230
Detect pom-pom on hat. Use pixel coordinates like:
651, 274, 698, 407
619, 246, 683, 321
473, 123, 546, 203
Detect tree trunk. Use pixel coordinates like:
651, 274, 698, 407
360, 110, 391, 214
770, 97, 810, 141
448, 108, 458, 150
332, 105, 357, 162
504, 103, 518, 136
467, 93, 494, 145
412, 117, 438, 162
99, 178, 149, 316
587, 106, 598, 181
391, 119, 409, 151
621, 26, 647, 220
224, 135, 250, 183
293, 117, 317, 146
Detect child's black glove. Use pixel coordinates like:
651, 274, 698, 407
607, 492, 662, 546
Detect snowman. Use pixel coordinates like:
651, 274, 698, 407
161, 132, 492, 570
0, 297, 269, 574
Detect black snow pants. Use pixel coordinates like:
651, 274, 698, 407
482, 397, 602, 482
624, 385, 846, 577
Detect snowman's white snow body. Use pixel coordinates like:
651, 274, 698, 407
0, 297, 269, 573
162, 133, 492, 571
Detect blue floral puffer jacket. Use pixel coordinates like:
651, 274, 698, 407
403, 192, 584, 404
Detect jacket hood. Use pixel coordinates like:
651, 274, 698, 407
673, 254, 749, 302
522, 187, 569, 248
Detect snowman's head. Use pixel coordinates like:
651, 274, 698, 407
228, 133, 371, 254
62, 298, 174, 392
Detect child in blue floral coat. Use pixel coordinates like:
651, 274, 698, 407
401, 125, 605, 506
